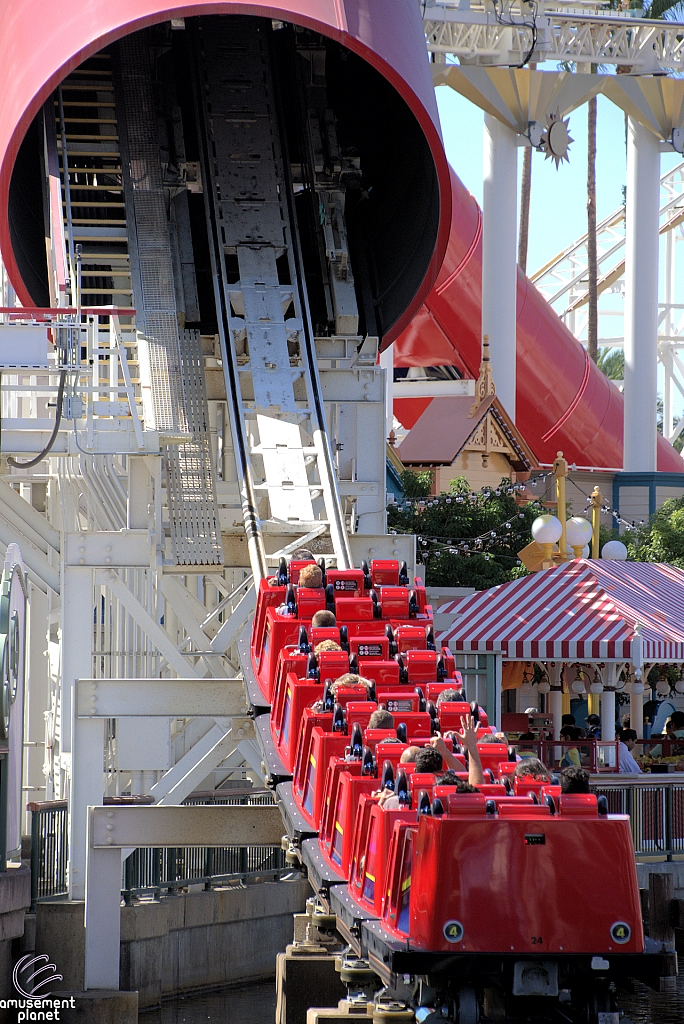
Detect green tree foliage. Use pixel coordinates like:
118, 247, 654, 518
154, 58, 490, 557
387, 477, 544, 590
596, 348, 682, 451
399, 469, 433, 499
596, 347, 624, 380
626, 495, 684, 567
606, 0, 683, 17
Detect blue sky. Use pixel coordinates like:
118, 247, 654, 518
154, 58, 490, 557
435, 83, 684, 416
435, 85, 681, 276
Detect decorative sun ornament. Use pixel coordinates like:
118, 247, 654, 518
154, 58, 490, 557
543, 110, 573, 168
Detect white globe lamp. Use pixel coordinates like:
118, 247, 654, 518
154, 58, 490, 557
601, 540, 628, 561
589, 681, 604, 695
571, 678, 586, 695
656, 676, 671, 697
675, 677, 684, 695
537, 678, 550, 695
566, 516, 593, 557
532, 514, 563, 544
631, 679, 644, 695
532, 515, 563, 564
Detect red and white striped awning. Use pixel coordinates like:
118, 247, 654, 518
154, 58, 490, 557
437, 559, 684, 663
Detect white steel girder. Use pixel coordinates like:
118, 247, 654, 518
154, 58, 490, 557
423, 1, 684, 71
84, 803, 283, 990
76, 678, 248, 718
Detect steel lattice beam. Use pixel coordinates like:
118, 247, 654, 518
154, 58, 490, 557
424, 4, 684, 70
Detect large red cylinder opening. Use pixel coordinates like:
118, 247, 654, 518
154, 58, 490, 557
0, 1, 451, 344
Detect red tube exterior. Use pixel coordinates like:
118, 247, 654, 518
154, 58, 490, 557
0, 2, 678, 471
0, 0, 451, 342
394, 169, 684, 472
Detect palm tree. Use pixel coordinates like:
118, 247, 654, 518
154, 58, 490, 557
518, 144, 532, 273
518, 62, 537, 274
596, 347, 624, 380
555, 62, 599, 362
587, 94, 598, 362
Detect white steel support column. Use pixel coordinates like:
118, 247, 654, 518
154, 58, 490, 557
601, 665, 617, 769
548, 663, 563, 741
662, 229, 676, 441
379, 343, 394, 445
601, 689, 616, 743
624, 118, 660, 472
482, 113, 518, 420
84, 840, 121, 989
63, 566, 95, 900
630, 687, 644, 740
24, 583, 50, 824
601, 665, 617, 742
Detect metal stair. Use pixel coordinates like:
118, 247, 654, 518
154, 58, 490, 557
54, 52, 134, 310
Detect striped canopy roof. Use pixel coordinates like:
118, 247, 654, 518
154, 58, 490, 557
437, 559, 684, 663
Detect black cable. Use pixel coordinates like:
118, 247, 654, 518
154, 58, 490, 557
518, 18, 538, 70
7, 369, 67, 469
491, 0, 538, 68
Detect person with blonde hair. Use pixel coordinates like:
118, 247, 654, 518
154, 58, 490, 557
299, 564, 323, 588
314, 639, 342, 654
330, 673, 373, 698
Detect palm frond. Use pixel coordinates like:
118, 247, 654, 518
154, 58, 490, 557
596, 347, 624, 380
647, 0, 684, 20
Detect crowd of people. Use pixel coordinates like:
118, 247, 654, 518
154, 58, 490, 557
513, 711, 684, 774
270, 553, 684, 799
372, 713, 592, 808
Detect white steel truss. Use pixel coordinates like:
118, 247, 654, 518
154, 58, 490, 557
423, 0, 684, 71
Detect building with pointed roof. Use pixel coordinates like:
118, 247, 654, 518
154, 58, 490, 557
397, 338, 540, 493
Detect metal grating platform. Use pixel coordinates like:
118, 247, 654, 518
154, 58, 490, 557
115, 35, 222, 567
115, 35, 185, 438
165, 331, 223, 566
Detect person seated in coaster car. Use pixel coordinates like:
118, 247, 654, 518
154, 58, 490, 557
513, 756, 551, 781
436, 687, 464, 704
560, 765, 590, 793
275, 564, 325, 615
434, 770, 480, 794
376, 718, 485, 808
310, 673, 374, 712
315, 639, 342, 654
267, 548, 316, 586
376, 745, 445, 808
429, 715, 485, 786
312, 609, 336, 628
368, 708, 394, 730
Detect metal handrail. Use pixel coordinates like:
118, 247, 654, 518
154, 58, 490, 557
591, 775, 684, 860
28, 792, 286, 908
516, 739, 621, 773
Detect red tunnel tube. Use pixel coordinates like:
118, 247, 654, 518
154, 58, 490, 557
0, 0, 451, 343
0, 2, 679, 472
394, 169, 684, 472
